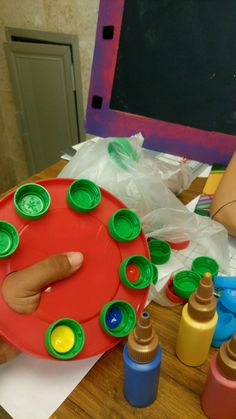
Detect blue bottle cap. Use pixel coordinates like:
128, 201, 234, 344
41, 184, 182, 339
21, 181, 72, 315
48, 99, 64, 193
211, 337, 226, 348
214, 276, 236, 290
213, 313, 236, 340
217, 299, 230, 314
220, 289, 236, 313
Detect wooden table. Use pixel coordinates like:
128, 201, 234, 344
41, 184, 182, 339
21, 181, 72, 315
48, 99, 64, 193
1, 161, 213, 419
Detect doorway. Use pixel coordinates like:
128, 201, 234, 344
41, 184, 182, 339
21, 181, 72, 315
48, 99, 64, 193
4, 27, 85, 174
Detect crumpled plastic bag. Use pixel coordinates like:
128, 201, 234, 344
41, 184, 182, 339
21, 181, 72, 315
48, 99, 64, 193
142, 206, 229, 306
59, 133, 192, 218
139, 148, 192, 194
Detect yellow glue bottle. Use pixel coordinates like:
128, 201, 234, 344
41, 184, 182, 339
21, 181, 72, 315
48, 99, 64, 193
176, 273, 218, 366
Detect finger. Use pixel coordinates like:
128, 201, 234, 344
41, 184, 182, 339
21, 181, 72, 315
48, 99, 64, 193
2, 252, 83, 310
19, 252, 84, 292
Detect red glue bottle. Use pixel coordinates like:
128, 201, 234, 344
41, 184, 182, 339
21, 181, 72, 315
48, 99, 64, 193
201, 332, 236, 419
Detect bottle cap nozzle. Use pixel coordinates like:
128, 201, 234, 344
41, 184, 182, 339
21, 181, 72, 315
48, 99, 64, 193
188, 273, 216, 321
128, 311, 159, 363
217, 333, 236, 380
195, 272, 213, 303
228, 333, 236, 359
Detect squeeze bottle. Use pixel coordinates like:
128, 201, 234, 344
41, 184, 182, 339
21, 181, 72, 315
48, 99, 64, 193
201, 333, 236, 419
123, 311, 162, 407
176, 273, 218, 366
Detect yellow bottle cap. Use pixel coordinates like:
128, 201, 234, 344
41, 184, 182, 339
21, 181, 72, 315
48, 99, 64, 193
50, 325, 75, 353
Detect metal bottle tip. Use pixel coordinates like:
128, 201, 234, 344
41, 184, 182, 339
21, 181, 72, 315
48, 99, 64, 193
139, 311, 150, 326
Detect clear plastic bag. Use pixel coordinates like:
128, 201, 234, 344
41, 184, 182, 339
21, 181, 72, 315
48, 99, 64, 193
59, 133, 192, 217
143, 207, 229, 306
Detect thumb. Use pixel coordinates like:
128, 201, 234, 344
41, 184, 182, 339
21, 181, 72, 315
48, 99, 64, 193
2, 252, 83, 314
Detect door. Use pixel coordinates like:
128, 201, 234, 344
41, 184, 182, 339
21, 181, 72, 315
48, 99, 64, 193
4, 41, 79, 174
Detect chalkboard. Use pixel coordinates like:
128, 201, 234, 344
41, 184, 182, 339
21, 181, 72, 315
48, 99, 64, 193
86, 0, 236, 164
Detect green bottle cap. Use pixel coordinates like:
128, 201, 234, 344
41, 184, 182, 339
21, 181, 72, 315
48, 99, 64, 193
99, 300, 136, 337
152, 264, 158, 285
67, 179, 101, 212
0, 220, 19, 258
108, 209, 141, 242
148, 239, 171, 264
14, 183, 51, 220
45, 318, 85, 360
107, 137, 137, 170
119, 255, 154, 289
173, 270, 201, 299
191, 256, 219, 277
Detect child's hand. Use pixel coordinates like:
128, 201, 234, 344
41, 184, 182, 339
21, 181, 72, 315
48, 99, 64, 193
0, 252, 83, 363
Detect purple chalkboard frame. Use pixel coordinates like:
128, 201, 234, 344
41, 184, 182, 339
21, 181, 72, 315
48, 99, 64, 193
86, 0, 236, 164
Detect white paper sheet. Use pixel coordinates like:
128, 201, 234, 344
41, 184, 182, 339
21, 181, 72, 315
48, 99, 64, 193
0, 353, 101, 419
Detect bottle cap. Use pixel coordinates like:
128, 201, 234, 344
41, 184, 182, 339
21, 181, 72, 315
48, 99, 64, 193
108, 209, 141, 242
214, 276, 236, 290
151, 264, 158, 285
216, 333, 236, 380
0, 220, 19, 258
213, 313, 236, 341
107, 137, 137, 170
212, 337, 226, 348
14, 183, 51, 220
148, 239, 171, 264
187, 273, 217, 321
45, 318, 85, 360
217, 299, 230, 315
167, 240, 190, 250
220, 289, 236, 313
119, 255, 154, 289
67, 179, 101, 212
191, 256, 219, 277
165, 276, 188, 304
99, 300, 136, 337
173, 270, 201, 299
128, 311, 159, 363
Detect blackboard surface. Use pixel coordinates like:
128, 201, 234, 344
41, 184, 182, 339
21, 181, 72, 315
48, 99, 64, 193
111, 0, 236, 136
86, 0, 236, 164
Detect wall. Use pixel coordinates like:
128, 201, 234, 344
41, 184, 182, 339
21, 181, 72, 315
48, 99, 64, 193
0, 0, 99, 193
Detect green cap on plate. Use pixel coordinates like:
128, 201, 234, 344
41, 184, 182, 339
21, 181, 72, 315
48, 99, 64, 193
148, 239, 171, 264
67, 179, 101, 212
0, 220, 19, 258
14, 183, 50, 220
191, 256, 219, 277
173, 270, 201, 299
152, 264, 158, 285
108, 209, 141, 242
99, 300, 136, 337
119, 255, 154, 289
45, 318, 85, 360
107, 137, 137, 170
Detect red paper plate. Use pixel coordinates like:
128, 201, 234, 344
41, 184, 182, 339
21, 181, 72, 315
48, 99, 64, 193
0, 179, 150, 360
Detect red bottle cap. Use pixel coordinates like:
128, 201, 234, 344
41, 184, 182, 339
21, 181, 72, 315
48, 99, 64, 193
165, 277, 188, 304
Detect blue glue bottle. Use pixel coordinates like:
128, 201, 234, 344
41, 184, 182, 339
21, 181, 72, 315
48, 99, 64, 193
123, 311, 162, 407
